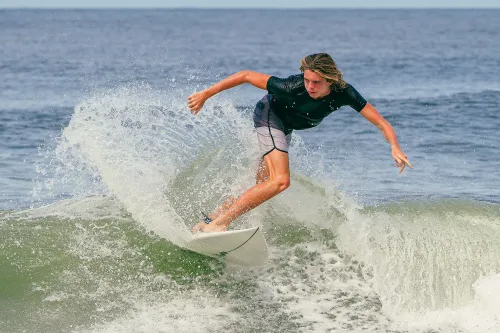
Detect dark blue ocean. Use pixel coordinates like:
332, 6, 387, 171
1, 9, 500, 333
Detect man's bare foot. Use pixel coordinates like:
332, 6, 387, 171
203, 223, 228, 232
191, 221, 207, 233
191, 221, 228, 233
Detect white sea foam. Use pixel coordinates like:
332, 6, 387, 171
52, 84, 261, 245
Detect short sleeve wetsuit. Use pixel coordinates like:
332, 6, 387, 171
253, 73, 368, 156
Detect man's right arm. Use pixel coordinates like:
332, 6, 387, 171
204, 70, 271, 98
188, 71, 271, 114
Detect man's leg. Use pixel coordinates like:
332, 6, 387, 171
203, 159, 269, 222
192, 149, 290, 232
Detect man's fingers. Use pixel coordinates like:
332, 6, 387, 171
394, 155, 413, 174
187, 94, 204, 115
398, 163, 406, 174
188, 98, 201, 112
400, 156, 413, 169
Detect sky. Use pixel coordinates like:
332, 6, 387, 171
0, 0, 499, 8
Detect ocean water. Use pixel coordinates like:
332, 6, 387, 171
1, 8, 500, 333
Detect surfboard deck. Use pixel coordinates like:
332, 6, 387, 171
186, 226, 269, 266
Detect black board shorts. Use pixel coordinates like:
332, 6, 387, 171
253, 94, 293, 157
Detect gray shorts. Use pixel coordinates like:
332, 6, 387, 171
253, 94, 293, 156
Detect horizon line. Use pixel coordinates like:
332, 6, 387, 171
0, 5, 500, 10
0, 6, 499, 10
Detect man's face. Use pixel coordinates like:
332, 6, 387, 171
303, 69, 331, 99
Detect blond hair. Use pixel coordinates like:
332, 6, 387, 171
299, 53, 346, 90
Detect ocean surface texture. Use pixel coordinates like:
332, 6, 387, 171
1, 8, 500, 333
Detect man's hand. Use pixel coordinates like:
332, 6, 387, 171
188, 90, 208, 115
392, 146, 413, 174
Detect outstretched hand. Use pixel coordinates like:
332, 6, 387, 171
188, 90, 208, 115
392, 146, 413, 174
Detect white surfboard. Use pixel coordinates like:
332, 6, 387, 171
186, 226, 269, 266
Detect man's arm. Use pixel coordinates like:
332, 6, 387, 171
360, 103, 413, 174
188, 71, 270, 114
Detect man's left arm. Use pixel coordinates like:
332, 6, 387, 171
359, 103, 413, 174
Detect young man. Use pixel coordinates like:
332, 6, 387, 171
188, 53, 412, 232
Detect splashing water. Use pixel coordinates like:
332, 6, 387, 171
14, 84, 500, 333
52, 84, 267, 245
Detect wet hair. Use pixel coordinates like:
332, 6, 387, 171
299, 53, 347, 90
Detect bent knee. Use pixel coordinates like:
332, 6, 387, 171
274, 174, 290, 193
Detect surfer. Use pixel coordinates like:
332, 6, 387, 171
188, 53, 412, 232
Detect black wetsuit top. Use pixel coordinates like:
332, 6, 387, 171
266, 74, 367, 130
